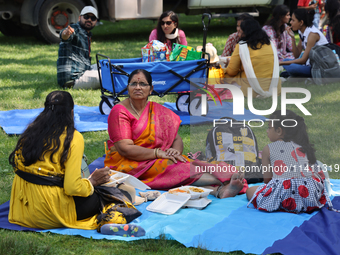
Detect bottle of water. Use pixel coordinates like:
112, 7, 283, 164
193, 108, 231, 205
332, 50, 340, 65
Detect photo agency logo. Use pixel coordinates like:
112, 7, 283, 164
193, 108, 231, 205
200, 85, 312, 128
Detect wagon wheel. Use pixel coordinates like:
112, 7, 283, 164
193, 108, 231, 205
176, 93, 190, 112
99, 97, 118, 115
188, 96, 209, 116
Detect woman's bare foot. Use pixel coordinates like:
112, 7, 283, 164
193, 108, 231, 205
218, 172, 245, 198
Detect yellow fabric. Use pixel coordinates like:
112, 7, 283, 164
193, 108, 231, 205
96, 203, 127, 230
208, 66, 224, 84
224, 43, 281, 97
8, 131, 98, 230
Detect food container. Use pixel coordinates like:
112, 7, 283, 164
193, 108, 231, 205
102, 171, 129, 186
146, 192, 191, 215
102, 170, 150, 190
182, 197, 212, 210
168, 186, 213, 200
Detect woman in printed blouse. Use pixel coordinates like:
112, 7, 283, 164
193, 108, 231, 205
149, 11, 187, 51
263, 4, 295, 61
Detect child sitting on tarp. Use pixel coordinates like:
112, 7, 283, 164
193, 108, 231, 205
197, 43, 232, 100
246, 110, 339, 213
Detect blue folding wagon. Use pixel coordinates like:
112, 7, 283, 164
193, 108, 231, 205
96, 54, 209, 115
96, 13, 214, 115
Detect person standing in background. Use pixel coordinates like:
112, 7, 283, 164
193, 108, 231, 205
297, 0, 323, 28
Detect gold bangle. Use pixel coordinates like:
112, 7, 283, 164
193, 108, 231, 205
154, 148, 157, 159
155, 148, 159, 159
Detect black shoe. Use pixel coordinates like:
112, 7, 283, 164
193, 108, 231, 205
63, 80, 75, 89
280, 71, 290, 78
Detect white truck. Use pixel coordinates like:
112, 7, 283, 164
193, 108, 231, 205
0, 0, 284, 44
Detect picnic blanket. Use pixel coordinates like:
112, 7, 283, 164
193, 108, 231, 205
1, 157, 340, 255
0, 102, 265, 135
0, 105, 108, 135
1, 188, 339, 254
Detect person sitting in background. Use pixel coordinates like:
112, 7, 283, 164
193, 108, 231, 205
297, 0, 323, 29
104, 69, 248, 198
224, 19, 281, 98
8, 91, 139, 229
221, 13, 253, 57
280, 8, 328, 77
149, 11, 187, 51
323, 0, 340, 46
57, 6, 100, 89
263, 4, 296, 61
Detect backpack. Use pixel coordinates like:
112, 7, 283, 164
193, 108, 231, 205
325, 43, 340, 58
205, 117, 262, 184
310, 44, 340, 85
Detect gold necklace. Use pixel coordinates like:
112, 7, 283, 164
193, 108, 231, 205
129, 98, 147, 118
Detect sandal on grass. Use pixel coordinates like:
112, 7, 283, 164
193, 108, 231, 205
100, 223, 146, 237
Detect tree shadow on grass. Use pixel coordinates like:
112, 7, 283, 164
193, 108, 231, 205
0, 15, 236, 45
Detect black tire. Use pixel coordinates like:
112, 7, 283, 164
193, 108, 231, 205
99, 99, 112, 115
188, 97, 209, 116
176, 93, 190, 112
36, 0, 85, 44
99, 97, 118, 115
255, 14, 270, 25
255, 7, 272, 25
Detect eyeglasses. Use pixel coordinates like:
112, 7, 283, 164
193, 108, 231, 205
161, 21, 174, 26
129, 82, 150, 88
83, 14, 97, 21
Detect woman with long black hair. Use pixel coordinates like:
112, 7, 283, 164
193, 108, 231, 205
280, 8, 328, 77
324, 0, 340, 46
8, 91, 139, 229
263, 4, 295, 61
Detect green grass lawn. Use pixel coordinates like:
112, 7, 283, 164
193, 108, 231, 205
0, 14, 340, 255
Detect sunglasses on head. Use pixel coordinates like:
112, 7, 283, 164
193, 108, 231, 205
83, 14, 97, 21
161, 21, 174, 26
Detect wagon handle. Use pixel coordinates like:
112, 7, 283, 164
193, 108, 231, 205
201, 13, 211, 55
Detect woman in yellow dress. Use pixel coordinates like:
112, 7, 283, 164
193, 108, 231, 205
8, 91, 139, 230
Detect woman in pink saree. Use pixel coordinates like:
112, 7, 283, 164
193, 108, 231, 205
104, 69, 248, 198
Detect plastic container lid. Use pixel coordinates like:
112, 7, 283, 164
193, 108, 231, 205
102, 170, 151, 190
146, 192, 191, 215
183, 197, 212, 209
102, 172, 129, 187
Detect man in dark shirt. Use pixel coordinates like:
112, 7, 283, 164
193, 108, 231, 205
57, 6, 100, 89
